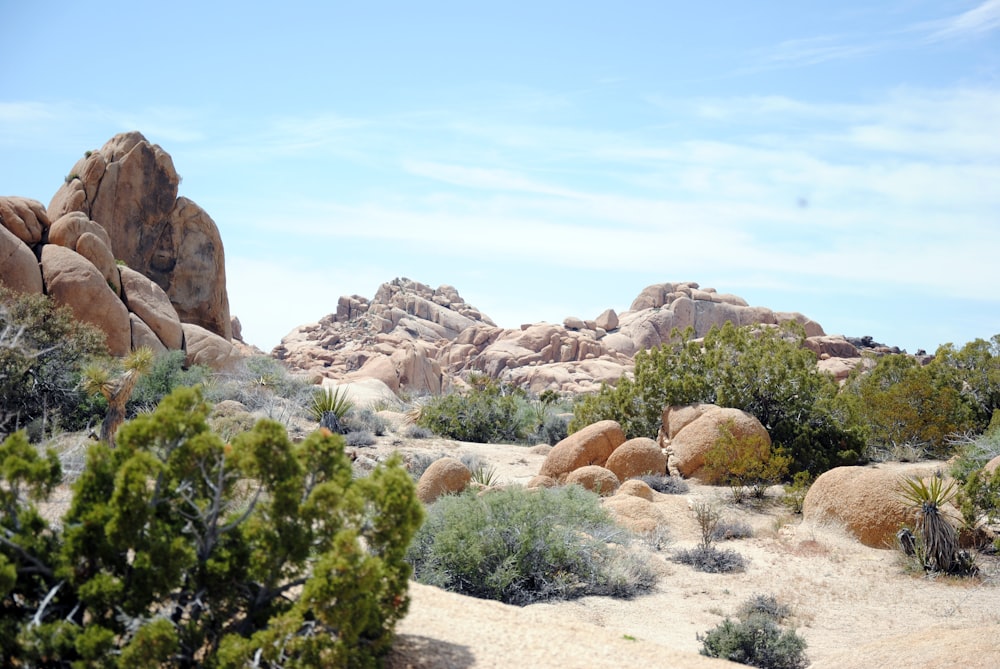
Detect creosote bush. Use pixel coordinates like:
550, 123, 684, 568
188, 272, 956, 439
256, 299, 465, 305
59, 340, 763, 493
416, 375, 527, 444
406, 485, 655, 605
0, 386, 423, 667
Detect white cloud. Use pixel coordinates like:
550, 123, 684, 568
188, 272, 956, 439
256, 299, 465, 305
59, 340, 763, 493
929, 0, 1000, 40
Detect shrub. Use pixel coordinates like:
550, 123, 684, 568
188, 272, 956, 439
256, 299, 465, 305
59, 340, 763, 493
403, 424, 433, 439
949, 430, 1000, 482
673, 545, 747, 573
416, 376, 526, 443
344, 430, 377, 447
736, 594, 792, 623
571, 322, 862, 477
307, 386, 354, 426
699, 613, 808, 669
781, 472, 813, 514
406, 485, 655, 605
0, 287, 108, 439
702, 420, 791, 502
126, 349, 210, 415
405, 451, 443, 480
898, 475, 971, 574
712, 519, 754, 542
635, 473, 690, 494
0, 386, 423, 666
341, 407, 388, 436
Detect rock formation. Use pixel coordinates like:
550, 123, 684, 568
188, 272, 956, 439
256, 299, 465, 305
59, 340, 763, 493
0, 132, 240, 370
276, 278, 863, 396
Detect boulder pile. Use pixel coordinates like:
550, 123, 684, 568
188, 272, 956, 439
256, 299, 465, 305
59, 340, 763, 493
1, 132, 243, 369
276, 278, 866, 395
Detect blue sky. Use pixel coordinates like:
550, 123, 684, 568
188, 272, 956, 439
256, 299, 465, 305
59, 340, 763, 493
2, 1, 998, 354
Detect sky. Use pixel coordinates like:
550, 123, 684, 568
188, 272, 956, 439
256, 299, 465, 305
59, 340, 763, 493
2, 1, 998, 355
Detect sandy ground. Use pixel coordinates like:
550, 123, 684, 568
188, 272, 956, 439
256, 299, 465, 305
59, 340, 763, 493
371, 435, 1000, 669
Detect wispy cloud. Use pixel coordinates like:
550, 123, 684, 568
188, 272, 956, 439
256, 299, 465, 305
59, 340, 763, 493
928, 0, 1000, 40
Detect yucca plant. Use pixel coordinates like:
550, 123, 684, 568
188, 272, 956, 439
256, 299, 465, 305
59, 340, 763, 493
308, 386, 354, 430
898, 475, 960, 573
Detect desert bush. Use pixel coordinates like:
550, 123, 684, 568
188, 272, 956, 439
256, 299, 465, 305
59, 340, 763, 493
406, 485, 655, 605
702, 420, 791, 502
956, 467, 1000, 542
307, 386, 354, 427
712, 519, 754, 542
416, 375, 526, 444
202, 355, 310, 414
930, 336, 1000, 431
635, 473, 690, 494
0, 287, 108, 439
781, 472, 813, 514
126, 349, 210, 415
571, 322, 862, 477
673, 545, 747, 573
341, 407, 388, 436
405, 452, 443, 480
699, 596, 808, 669
949, 430, 1000, 482
0, 386, 423, 667
898, 475, 974, 575
344, 430, 377, 447
403, 424, 433, 439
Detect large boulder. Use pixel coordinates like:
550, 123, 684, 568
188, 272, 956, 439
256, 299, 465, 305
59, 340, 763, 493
49, 132, 232, 340
565, 465, 620, 496
666, 405, 770, 480
0, 224, 43, 295
605, 437, 667, 481
0, 197, 48, 244
182, 323, 241, 370
802, 464, 942, 548
39, 244, 130, 355
416, 457, 471, 504
539, 420, 626, 483
120, 266, 183, 350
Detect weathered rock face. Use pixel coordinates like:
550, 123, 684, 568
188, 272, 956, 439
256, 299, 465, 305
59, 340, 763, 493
416, 457, 471, 504
565, 465, 620, 496
0, 223, 43, 295
605, 437, 668, 482
119, 266, 184, 350
276, 277, 859, 397
48, 132, 231, 339
40, 244, 131, 356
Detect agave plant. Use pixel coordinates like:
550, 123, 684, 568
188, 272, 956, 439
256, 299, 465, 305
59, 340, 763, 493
898, 475, 959, 573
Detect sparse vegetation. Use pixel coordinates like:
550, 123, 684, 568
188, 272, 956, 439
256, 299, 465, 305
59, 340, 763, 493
702, 419, 791, 502
898, 475, 975, 575
634, 473, 690, 494
673, 500, 748, 573
699, 595, 808, 668
307, 385, 354, 429
406, 485, 656, 605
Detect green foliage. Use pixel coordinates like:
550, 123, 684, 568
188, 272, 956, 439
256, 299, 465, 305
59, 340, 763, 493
699, 608, 808, 669
838, 353, 976, 459
898, 476, 965, 574
572, 323, 861, 476
417, 375, 528, 444
930, 336, 1000, 431
781, 472, 813, 514
1, 386, 423, 667
949, 430, 1000, 482
127, 349, 210, 415
702, 420, 791, 501
406, 485, 655, 605
308, 386, 354, 423
0, 286, 108, 440
956, 467, 1000, 538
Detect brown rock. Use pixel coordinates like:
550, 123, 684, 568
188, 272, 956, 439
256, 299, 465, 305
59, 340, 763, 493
0, 224, 43, 295
802, 465, 942, 548
539, 420, 626, 483
526, 474, 557, 489
984, 455, 1000, 474
565, 465, 620, 496
605, 437, 667, 481
120, 266, 183, 350
668, 405, 770, 480
615, 479, 656, 501
603, 494, 667, 533
417, 457, 471, 504
47, 211, 114, 251
75, 231, 120, 295
804, 335, 860, 359
40, 244, 130, 355
661, 403, 717, 441
595, 308, 619, 331
130, 314, 168, 355
182, 323, 241, 370
0, 196, 48, 244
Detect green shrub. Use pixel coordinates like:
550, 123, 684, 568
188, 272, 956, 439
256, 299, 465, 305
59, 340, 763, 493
781, 472, 813, 514
126, 349, 210, 415
571, 322, 862, 477
406, 485, 655, 605
416, 376, 527, 444
699, 613, 808, 669
0, 287, 108, 439
0, 386, 423, 667
702, 420, 791, 502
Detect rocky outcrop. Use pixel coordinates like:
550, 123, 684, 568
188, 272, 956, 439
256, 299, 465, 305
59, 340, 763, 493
662, 404, 771, 481
605, 437, 668, 481
1, 135, 243, 371
48, 132, 231, 339
277, 277, 859, 396
565, 465, 620, 496
802, 464, 946, 548
539, 420, 626, 483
